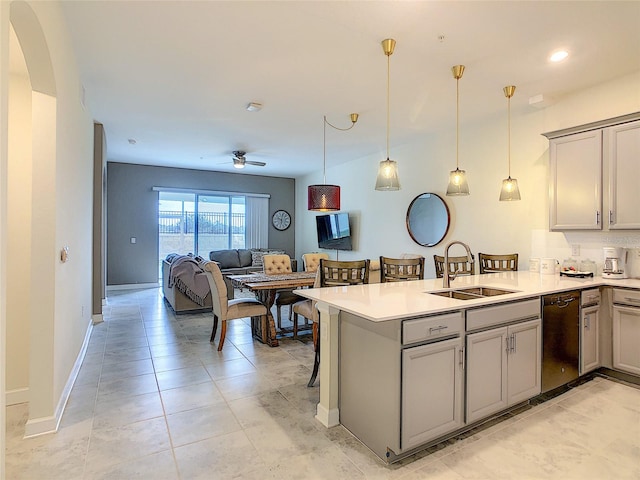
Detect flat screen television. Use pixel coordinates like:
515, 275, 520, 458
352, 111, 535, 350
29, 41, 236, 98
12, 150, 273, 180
316, 212, 352, 251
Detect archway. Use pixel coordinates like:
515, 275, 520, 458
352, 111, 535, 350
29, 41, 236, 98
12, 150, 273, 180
4, 0, 58, 441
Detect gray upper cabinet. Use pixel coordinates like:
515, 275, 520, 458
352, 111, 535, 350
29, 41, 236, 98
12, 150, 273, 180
607, 120, 640, 229
549, 130, 602, 230
544, 112, 640, 232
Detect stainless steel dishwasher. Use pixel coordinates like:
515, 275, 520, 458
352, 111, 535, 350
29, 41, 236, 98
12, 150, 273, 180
542, 290, 580, 392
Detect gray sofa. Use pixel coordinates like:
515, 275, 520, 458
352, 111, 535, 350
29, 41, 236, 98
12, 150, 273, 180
162, 259, 213, 314
209, 248, 297, 274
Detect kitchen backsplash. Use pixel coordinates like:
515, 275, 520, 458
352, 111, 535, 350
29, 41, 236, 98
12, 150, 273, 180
530, 229, 640, 275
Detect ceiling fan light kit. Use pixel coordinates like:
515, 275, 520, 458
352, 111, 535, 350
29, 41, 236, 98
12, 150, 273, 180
308, 113, 359, 211
231, 150, 266, 169
375, 38, 401, 191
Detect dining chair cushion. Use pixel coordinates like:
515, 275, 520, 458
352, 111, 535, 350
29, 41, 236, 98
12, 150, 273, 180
292, 299, 318, 323
227, 298, 268, 318
263, 254, 293, 275
302, 253, 329, 272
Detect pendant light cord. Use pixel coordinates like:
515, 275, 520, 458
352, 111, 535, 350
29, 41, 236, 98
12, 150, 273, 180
323, 115, 358, 185
386, 52, 390, 160
323, 117, 327, 184
507, 94, 511, 178
456, 76, 460, 170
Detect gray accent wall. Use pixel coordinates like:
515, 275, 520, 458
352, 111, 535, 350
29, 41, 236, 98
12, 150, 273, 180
107, 162, 296, 285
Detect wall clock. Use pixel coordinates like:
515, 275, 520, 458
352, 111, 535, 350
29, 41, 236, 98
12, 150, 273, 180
272, 209, 291, 231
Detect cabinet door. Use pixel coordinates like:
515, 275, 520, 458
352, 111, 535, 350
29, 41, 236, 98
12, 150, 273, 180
607, 120, 640, 229
507, 319, 542, 405
580, 305, 600, 374
401, 337, 463, 450
466, 327, 508, 424
549, 130, 602, 230
613, 305, 640, 375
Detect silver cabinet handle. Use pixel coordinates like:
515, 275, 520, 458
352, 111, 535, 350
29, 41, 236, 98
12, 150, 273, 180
596, 211, 600, 225
459, 348, 465, 370
511, 333, 517, 354
623, 297, 640, 304
609, 210, 614, 224
584, 314, 590, 330
506, 336, 511, 354
428, 325, 448, 334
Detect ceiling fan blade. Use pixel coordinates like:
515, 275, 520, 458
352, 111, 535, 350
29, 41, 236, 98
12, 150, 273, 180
245, 160, 266, 167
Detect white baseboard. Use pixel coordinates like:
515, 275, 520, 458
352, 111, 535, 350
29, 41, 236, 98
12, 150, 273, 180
106, 282, 159, 292
6, 387, 29, 406
24, 319, 93, 438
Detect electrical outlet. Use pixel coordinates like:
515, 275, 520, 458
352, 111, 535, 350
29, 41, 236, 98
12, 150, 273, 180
571, 245, 580, 257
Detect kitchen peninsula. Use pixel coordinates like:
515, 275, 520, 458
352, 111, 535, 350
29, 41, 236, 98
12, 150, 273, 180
296, 271, 640, 462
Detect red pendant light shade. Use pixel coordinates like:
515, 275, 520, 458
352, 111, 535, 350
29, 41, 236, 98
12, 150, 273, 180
308, 184, 341, 211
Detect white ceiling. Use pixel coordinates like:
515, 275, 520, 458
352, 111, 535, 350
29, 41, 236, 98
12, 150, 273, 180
58, 1, 640, 178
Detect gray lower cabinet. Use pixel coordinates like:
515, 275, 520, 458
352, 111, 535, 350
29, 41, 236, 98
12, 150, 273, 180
581, 304, 600, 374
339, 310, 464, 462
466, 318, 541, 424
401, 336, 464, 450
612, 289, 640, 375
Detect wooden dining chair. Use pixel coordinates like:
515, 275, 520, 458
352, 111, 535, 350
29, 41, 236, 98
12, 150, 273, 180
262, 254, 299, 330
379, 256, 425, 282
203, 261, 268, 351
478, 253, 518, 273
433, 254, 475, 278
300, 258, 370, 387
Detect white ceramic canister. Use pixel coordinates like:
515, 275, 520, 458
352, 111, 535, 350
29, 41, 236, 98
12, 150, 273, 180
540, 258, 558, 275
529, 258, 540, 272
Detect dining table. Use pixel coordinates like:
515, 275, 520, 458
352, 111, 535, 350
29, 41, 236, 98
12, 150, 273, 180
228, 271, 317, 347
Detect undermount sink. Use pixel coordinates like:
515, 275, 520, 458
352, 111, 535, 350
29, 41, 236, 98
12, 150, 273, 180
428, 286, 518, 300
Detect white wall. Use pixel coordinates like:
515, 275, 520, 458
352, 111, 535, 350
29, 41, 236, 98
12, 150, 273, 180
295, 72, 640, 277
6, 68, 32, 403
1, 0, 94, 436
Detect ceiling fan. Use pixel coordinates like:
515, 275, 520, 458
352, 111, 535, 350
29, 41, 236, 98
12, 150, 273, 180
232, 151, 266, 169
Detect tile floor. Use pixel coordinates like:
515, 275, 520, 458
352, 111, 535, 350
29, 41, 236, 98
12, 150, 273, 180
5, 287, 640, 479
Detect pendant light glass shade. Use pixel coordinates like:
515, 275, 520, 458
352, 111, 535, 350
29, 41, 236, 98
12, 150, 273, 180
308, 114, 358, 211
499, 85, 521, 201
375, 38, 400, 191
499, 177, 521, 201
446, 168, 470, 195
375, 159, 400, 190
447, 65, 469, 196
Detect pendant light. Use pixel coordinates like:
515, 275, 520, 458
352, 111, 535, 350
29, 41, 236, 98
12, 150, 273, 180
446, 65, 470, 196
375, 38, 400, 191
499, 85, 521, 201
308, 113, 359, 211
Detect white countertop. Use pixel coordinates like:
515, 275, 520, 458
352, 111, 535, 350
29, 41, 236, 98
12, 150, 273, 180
296, 272, 640, 322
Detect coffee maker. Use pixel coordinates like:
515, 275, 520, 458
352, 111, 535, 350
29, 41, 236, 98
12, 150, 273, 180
602, 247, 628, 279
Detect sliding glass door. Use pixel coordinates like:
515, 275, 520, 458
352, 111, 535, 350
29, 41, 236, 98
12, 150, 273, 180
196, 195, 246, 256
158, 191, 247, 276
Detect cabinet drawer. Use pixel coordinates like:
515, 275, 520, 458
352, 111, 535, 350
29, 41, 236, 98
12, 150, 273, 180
613, 288, 640, 306
466, 299, 540, 332
581, 289, 601, 306
403, 312, 463, 345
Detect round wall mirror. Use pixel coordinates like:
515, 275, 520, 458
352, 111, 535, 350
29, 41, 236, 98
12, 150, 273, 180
406, 193, 450, 247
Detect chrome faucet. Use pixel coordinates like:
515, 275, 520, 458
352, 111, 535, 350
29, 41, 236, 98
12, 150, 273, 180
443, 240, 474, 288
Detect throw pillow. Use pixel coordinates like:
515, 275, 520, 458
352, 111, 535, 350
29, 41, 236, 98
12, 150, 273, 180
251, 250, 267, 268
238, 249, 253, 267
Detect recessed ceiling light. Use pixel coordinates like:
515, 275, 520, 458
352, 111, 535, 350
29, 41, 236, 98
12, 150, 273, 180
128, 138, 137, 145
246, 102, 262, 112
549, 50, 569, 62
